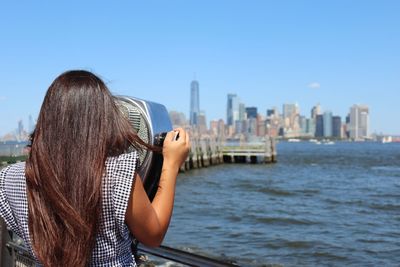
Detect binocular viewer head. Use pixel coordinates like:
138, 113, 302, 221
114, 96, 172, 200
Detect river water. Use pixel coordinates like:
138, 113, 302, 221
163, 142, 400, 267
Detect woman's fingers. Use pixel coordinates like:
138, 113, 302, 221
185, 131, 190, 149
164, 131, 175, 145
173, 128, 185, 143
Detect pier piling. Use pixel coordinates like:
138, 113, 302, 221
182, 136, 276, 171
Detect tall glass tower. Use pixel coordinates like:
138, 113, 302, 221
323, 111, 333, 137
190, 80, 200, 126
227, 94, 239, 126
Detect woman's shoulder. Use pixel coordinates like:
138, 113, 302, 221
0, 162, 26, 179
105, 151, 138, 165
104, 151, 139, 176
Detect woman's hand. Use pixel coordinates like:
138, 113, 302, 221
162, 128, 190, 171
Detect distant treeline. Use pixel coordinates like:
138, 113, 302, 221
0, 155, 27, 167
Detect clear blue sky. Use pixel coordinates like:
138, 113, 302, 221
0, 0, 399, 136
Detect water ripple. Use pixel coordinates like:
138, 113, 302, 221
368, 203, 400, 211
258, 187, 296, 196
256, 216, 320, 226
264, 239, 326, 249
311, 251, 349, 261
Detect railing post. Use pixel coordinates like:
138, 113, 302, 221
0, 218, 13, 267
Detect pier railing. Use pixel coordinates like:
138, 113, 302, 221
182, 136, 277, 170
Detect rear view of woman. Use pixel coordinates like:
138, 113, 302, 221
0, 70, 189, 266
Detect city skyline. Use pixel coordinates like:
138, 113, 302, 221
0, 84, 390, 138
1, 1, 399, 136
2, 96, 372, 140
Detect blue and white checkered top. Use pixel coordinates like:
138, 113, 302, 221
0, 151, 138, 266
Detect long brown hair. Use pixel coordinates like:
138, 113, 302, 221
25, 70, 143, 266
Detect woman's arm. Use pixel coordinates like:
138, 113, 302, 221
125, 128, 190, 247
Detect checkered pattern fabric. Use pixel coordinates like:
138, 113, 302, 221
0, 152, 138, 267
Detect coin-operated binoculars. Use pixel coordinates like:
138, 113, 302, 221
115, 96, 172, 201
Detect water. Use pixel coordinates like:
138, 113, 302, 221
164, 142, 400, 267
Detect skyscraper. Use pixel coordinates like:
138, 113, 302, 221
283, 104, 298, 119
282, 103, 299, 128
18, 120, 24, 137
266, 107, 280, 138
248, 118, 257, 136
190, 80, 200, 126
245, 107, 258, 119
197, 111, 207, 134
323, 111, 333, 137
299, 115, 307, 134
349, 105, 369, 140
305, 118, 316, 136
267, 109, 275, 117
315, 115, 324, 137
227, 94, 240, 126
311, 104, 322, 120
332, 116, 342, 138
239, 103, 246, 121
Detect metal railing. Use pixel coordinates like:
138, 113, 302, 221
1, 219, 239, 267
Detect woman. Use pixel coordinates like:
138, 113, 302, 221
0, 70, 190, 266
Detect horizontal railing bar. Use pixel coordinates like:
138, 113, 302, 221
138, 244, 239, 267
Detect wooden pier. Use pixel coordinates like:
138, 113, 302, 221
180, 136, 277, 172
222, 137, 277, 164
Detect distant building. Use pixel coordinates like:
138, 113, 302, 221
217, 119, 225, 138
323, 111, 333, 137
349, 105, 369, 140
28, 115, 35, 133
332, 116, 342, 138
239, 103, 246, 121
282, 103, 300, 137
345, 114, 351, 138
299, 115, 307, 135
169, 111, 187, 127
267, 108, 276, 117
245, 107, 258, 119
190, 80, 200, 126
227, 94, 240, 126
209, 120, 218, 136
210, 119, 225, 138
18, 120, 24, 137
266, 107, 280, 138
305, 118, 316, 137
197, 111, 207, 134
282, 104, 298, 125
247, 118, 257, 136
257, 115, 266, 137
235, 120, 245, 135
311, 104, 322, 120
315, 114, 324, 137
